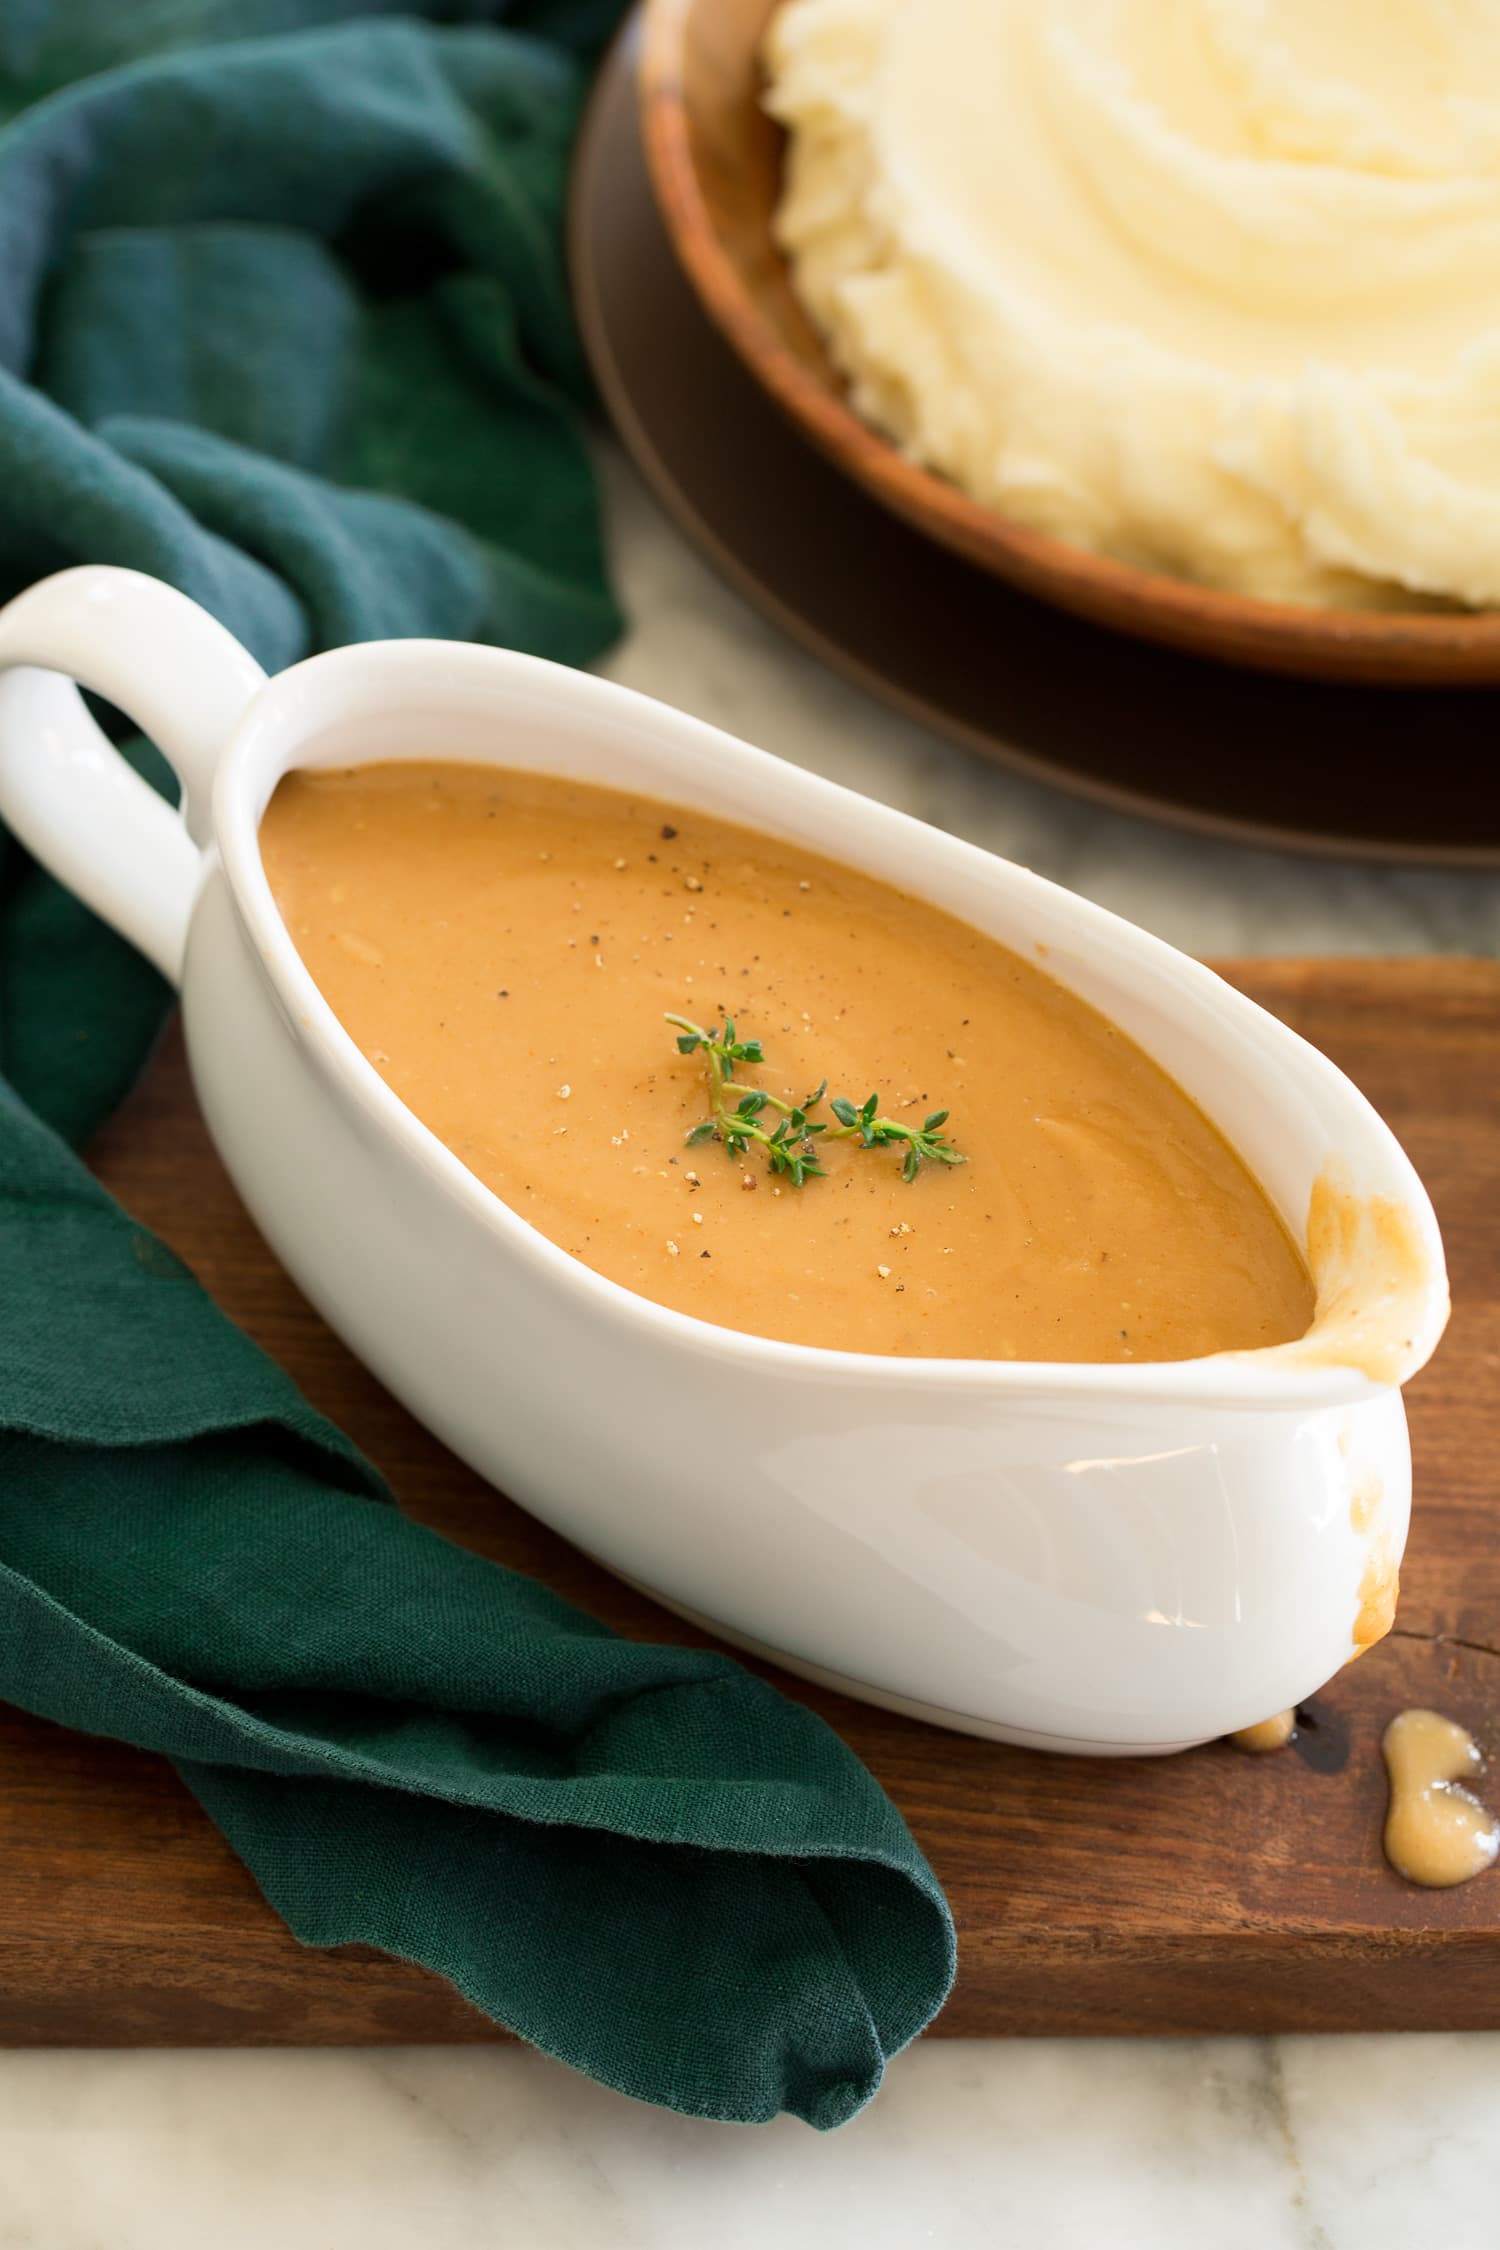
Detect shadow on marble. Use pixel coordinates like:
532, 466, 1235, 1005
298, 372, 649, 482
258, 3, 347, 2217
593, 447, 1500, 964
2, 2035, 1498, 2249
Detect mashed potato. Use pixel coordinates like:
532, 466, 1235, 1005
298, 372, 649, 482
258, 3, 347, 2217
765, 0, 1500, 609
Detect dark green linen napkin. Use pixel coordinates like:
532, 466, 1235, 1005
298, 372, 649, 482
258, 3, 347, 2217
0, 1, 956, 2127
1, 0, 626, 1139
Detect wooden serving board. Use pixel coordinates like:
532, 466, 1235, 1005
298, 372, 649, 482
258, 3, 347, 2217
3, 959, 1498, 2044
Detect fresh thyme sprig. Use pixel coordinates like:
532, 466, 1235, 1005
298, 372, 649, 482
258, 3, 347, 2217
665, 1013, 966, 1187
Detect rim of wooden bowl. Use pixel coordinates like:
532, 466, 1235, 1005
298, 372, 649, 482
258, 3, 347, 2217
637, 0, 1500, 688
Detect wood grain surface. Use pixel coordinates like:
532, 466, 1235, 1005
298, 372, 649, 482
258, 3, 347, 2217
638, 0, 1500, 685
2, 958, 1497, 2044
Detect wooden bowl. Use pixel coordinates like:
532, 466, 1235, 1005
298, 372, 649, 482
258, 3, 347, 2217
639, 0, 1500, 687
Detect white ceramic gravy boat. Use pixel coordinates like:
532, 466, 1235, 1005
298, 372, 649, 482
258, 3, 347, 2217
0, 567, 1449, 1754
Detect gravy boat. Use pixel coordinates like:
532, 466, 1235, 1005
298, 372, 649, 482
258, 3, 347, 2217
0, 567, 1449, 1754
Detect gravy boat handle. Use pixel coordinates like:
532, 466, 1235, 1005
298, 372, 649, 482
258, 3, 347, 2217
0, 566, 266, 986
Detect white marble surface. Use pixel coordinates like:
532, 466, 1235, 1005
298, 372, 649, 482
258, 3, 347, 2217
7, 452, 1500, 2246
3, 2036, 1499, 2248
596, 446, 1500, 963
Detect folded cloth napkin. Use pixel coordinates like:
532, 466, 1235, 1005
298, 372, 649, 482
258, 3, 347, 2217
0, 0, 955, 2127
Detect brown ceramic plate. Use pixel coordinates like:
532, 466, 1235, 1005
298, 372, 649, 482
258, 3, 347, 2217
571, 18, 1500, 866
639, 0, 1500, 689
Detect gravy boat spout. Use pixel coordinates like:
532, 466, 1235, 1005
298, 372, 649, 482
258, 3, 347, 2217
0, 567, 1449, 1753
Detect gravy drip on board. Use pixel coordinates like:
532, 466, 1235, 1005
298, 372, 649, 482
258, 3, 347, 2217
1231, 1710, 1296, 1755
1382, 1709, 1500, 1890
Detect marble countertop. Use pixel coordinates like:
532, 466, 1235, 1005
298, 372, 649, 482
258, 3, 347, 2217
5, 451, 1499, 2247
4, 2034, 1498, 2249
594, 450, 1500, 965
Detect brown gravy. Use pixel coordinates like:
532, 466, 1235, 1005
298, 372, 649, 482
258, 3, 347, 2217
1382, 1710, 1500, 1889
1231, 1710, 1296, 1754
259, 764, 1314, 1362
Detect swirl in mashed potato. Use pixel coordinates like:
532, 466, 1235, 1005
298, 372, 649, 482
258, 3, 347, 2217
765, 0, 1500, 609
